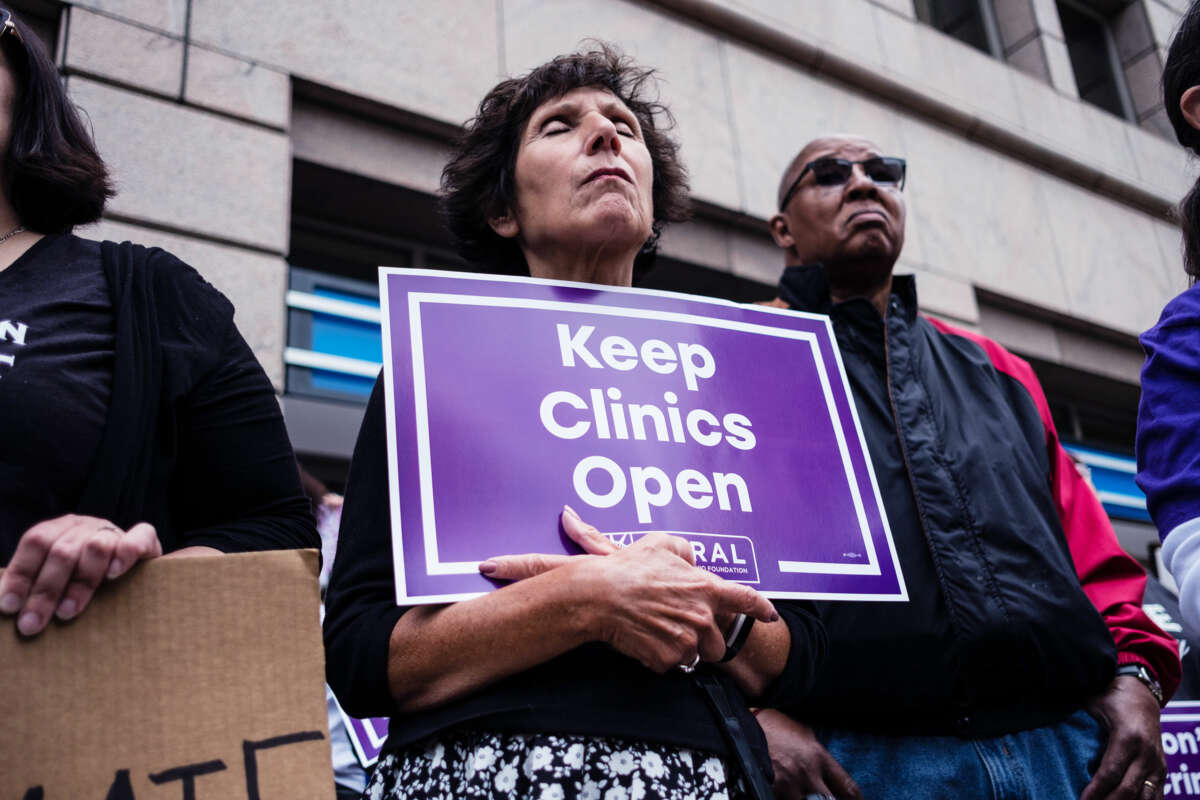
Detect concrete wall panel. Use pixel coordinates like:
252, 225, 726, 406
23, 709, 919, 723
729, 0, 878, 63
69, 0, 188, 36
899, 116, 1069, 314
1040, 175, 1182, 335
502, 0, 740, 207
1127, 124, 1195, 199
188, 0, 499, 128
184, 45, 290, 129
723, 46, 907, 219
68, 77, 291, 253
903, 266, 980, 324
870, 4, 1023, 128
1151, 214, 1190, 300
1145, 0, 1182, 49
728, 227, 783, 285
64, 7, 182, 97
658, 217, 731, 272
291, 103, 450, 195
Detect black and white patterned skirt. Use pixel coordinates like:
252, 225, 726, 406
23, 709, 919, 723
363, 730, 749, 800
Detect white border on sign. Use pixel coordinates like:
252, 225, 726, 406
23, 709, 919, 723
410, 293, 879, 577
1164, 700, 1200, 722
335, 699, 388, 769
379, 268, 907, 604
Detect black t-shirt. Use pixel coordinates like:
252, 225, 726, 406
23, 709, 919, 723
0, 235, 115, 560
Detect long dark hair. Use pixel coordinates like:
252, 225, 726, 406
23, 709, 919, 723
0, 7, 112, 233
1164, 0, 1200, 282
440, 43, 689, 274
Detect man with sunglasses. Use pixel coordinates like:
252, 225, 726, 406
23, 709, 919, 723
756, 135, 1180, 800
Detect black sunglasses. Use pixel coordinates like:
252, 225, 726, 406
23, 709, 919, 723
779, 156, 906, 209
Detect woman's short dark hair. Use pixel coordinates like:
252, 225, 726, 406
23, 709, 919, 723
0, 7, 112, 233
440, 42, 689, 274
1163, 0, 1200, 282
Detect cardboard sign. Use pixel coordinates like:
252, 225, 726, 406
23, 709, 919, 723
1, 550, 334, 799
380, 269, 905, 604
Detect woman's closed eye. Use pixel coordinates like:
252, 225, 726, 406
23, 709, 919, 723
540, 115, 577, 135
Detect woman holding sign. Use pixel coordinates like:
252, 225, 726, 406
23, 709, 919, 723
0, 7, 317, 636
324, 45, 825, 800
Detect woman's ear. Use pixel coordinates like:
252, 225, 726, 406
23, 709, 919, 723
1181, 85, 1200, 133
488, 212, 520, 239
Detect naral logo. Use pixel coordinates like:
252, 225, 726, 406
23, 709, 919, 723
606, 531, 759, 584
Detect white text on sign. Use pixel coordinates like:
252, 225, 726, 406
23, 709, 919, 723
540, 323, 756, 524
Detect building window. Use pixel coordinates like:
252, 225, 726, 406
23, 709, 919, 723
286, 160, 464, 406
1056, 0, 1136, 120
915, 0, 1003, 57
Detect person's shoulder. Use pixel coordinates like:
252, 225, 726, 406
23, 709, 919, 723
1152, 282, 1200, 331
87, 235, 235, 321
922, 314, 1033, 377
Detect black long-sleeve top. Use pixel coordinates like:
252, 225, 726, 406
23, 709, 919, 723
0, 235, 316, 560
324, 376, 826, 764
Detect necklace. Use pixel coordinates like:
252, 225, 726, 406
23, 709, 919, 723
0, 225, 25, 243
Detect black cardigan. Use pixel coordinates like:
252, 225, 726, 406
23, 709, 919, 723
324, 376, 826, 768
73, 239, 316, 554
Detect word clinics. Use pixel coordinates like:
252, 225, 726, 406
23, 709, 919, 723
539, 323, 756, 524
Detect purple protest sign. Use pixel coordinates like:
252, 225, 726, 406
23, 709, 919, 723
339, 710, 389, 768
1162, 702, 1200, 796
380, 269, 906, 604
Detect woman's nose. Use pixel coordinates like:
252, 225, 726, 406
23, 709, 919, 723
586, 117, 621, 156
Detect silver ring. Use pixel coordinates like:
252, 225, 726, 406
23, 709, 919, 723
677, 654, 700, 673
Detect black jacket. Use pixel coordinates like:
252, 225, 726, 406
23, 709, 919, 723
777, 264, 1122, 736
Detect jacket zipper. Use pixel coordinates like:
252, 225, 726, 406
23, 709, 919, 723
882, 314, 963, 634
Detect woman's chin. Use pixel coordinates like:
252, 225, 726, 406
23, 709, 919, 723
578, 209, 650, 250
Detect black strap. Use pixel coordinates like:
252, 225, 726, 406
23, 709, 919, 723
694, 671, 774, 800
77, 241, 162, 529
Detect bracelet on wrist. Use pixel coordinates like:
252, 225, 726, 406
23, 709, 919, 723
719, 613, 756, 663
1115, 663, 1165, 707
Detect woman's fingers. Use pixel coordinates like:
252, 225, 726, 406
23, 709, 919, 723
560, 505, 619, 555
0, 515, 83, 615
57, 525, 122, 620
480, 553, 574, 581
17, 520, 93, 635
109, 522, 161, 580
711, 576, 779, 623
696, 617, 728, 663
0, 515, 161, 636
634, 531, 697, 564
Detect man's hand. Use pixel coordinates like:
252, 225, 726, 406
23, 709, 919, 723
1081, 675, 1165, 800
755, 708, 862, 800
0, 515, 161, 636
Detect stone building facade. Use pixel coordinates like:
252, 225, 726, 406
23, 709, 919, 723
27, 0, 1197, 566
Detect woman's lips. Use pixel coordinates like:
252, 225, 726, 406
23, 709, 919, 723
584, 167, 632, 185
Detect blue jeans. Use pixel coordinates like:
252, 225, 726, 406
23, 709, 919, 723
815, 709, 1107, 800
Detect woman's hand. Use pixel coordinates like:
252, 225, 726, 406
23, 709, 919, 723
0, 515, 161, 636
482, 506, 778, 672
